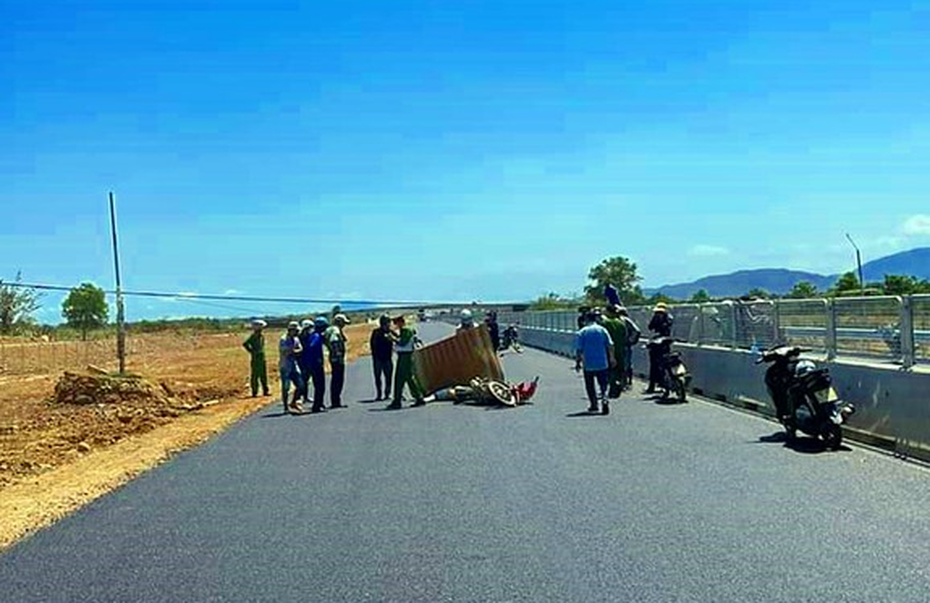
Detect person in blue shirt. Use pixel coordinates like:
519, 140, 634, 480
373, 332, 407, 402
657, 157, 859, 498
306, 317, 329, 413
574, 311, 616, 415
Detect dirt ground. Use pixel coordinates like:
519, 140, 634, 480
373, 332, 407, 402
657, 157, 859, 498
0, 323, 373, 550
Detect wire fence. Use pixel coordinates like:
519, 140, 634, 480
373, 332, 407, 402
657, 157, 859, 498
494, 294, 930, 368
0, 331, 245, 377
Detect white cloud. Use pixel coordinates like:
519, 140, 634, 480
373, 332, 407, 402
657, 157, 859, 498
902, 214, 930, 236
688, 244, 730, 257
223, 289, 241, 296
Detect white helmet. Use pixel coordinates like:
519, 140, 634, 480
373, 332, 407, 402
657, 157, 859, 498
460, 309, 473, 323
795, 360, 816, 377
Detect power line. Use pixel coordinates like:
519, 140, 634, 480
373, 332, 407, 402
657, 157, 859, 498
0, 280, 482, 309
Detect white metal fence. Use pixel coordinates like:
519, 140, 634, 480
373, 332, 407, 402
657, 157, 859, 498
492, 294, 930, 368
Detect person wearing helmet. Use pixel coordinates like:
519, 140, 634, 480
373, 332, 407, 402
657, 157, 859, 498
242, 319, 270, 398
369, 314, 396, 401
457, 309, 477, 332
279, 321, 305, 414
305, 317, 329, 413
646, 303, 674, 394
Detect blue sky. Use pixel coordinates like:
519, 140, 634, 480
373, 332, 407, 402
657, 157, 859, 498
4, 0, 930, 322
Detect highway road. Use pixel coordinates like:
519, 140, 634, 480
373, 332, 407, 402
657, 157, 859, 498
2, 323, 930, 602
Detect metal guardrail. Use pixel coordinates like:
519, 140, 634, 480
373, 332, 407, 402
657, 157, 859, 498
491, 294, 930, 369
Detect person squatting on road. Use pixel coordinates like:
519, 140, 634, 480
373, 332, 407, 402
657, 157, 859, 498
242, 319, 270, 398
306, 317, 328, 413
646, 302, 674, 394
617, 307, 641, 389
370, 314, 395, 401
575, 311, 616, 415
279, 321, 305, 414
601, 305, 628, 399
457, 309, 478, 332
388, 315, 424, 409
325, 314, 350, 408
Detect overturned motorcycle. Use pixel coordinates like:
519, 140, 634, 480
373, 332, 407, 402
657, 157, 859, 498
757, 345, 856, 450
423, 376, 540, 407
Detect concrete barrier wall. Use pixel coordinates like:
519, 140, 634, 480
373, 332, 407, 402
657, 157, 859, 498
520, 326, 930, 461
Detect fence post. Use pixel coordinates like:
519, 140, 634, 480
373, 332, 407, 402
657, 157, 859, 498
825, 299, 837, 361
729, 301, 739, 349
900, 295, 915, 369
697, 303, 705, 345
772, 300, 782, 346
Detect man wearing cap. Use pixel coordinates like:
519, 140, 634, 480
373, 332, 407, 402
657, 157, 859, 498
369, 314, 396, 401
617, 307, 641, 389
325, 314, 350, 408
646, 303, 674, 394
242, 319, 270, 398
306, 317, 329, 413
574, 310, 616, 414
388, 315, 424, 409
279, 321, 305, 414
602, 305, 628, 399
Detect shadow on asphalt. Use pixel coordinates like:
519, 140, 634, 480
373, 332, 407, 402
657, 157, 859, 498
261, 410, 291, 419
565, 410, 602, 418
355, 398, 381, 404
757, 431, 853, 454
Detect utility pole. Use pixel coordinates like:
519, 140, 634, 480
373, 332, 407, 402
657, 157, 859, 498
109, 192, 127, 374
845, 233, 865, 296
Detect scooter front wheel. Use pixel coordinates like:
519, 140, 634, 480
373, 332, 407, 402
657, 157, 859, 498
673, 378, 687, 403
823, 423, 843, 451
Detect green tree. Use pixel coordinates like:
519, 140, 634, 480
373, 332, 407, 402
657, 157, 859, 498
832, 271, 860, 294
883, 275, 921, 296
530, 292, 575, 311
0, 272, 42, 335
690, 289, 711, 303
786, 281, 819, 299
62, 283, 109, 340
583, 256, 645, 306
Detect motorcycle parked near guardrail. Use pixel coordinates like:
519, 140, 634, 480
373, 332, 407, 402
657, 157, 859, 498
757, 345, 855, 450
500, 325, 523, 354
645, 336, 690, 403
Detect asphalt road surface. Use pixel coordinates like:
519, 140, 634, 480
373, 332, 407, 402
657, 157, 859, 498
2, 323, 930, 602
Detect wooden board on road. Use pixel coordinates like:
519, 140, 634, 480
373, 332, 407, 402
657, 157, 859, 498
413, 325, 504, 395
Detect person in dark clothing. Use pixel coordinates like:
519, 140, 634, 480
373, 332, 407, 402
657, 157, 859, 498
297, 319, 315, 403
306, 317, 328, 413
646, 303, 674, 393
325, 313, 350, 408
369, 314, 396, 401
486, 311, 501, 351
577, 306, 591, 330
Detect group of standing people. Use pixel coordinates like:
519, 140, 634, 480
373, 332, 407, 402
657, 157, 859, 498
572, 298, 676, 413
242, 314, 351, 414
573, 304, 640, 414
368, 314, 425, 410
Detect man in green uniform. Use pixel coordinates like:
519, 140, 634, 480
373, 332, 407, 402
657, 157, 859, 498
602, 305, 628, 399
242, 319, 270, 398
388, 315, 424, 409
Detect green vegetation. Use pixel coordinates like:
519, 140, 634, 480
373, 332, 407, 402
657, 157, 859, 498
62, 283, 109, 340
584, 256, 646, 306
0, 272, 41, 335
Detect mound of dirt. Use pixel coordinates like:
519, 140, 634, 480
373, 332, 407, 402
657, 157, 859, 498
54, 372, 174, 407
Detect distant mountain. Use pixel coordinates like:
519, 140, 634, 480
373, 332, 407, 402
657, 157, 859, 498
646, 247, 930, 300
859, 247, 930, 282
647, 269, 834, 300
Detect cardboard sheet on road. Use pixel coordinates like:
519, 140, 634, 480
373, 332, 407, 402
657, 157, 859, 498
413, 325, 504, 394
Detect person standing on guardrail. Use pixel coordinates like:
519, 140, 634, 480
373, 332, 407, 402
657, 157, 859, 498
370, 314, 395, 401
279, 321, 305, 414
646, 303, 674, 394
325, 314, 350, 408
388, 315, 424, 409
617, 307, 640, 389
242, 319, 270, 398
574, 310, 616, 415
